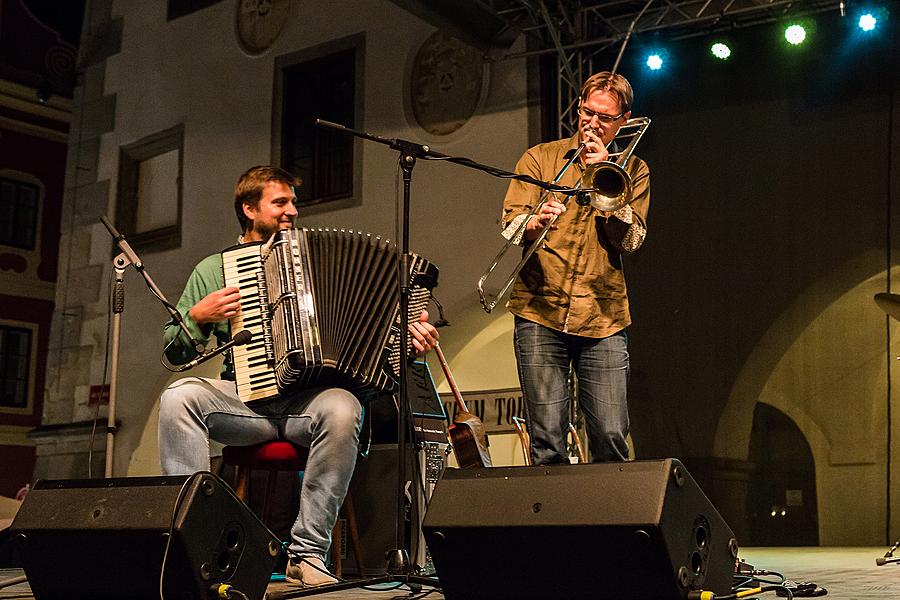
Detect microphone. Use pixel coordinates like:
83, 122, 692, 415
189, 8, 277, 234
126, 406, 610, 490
175, 330, 253, 372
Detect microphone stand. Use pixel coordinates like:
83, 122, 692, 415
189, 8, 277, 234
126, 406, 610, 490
268, 121, 582, 600
98, 216, 205, 477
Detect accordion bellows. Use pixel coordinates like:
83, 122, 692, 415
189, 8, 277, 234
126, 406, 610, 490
222, 228, 438, 403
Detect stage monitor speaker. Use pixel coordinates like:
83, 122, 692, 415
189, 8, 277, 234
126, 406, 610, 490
422, 459, 738, 600
10, 472, 278, 600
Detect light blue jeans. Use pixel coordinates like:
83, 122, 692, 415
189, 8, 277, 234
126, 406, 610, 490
514, 317, 630, 464
158, 377, 362, 561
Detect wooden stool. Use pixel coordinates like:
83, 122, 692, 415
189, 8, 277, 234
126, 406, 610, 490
222, 441, 365, 577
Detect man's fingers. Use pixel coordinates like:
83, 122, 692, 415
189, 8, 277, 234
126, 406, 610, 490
409, 321, 438, 351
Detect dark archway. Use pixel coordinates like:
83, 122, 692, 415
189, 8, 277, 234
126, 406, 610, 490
747, 403, 819, 545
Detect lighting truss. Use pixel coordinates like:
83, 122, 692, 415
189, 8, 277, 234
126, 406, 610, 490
477, 0, 842, 136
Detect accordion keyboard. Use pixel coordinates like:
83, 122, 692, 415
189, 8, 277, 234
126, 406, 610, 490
222, 243, 279, 403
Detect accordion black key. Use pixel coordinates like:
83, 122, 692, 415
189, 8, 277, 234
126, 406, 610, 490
222, 228, 438, 403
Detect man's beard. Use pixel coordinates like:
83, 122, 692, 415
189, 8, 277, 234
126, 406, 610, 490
255, 219, 295, 240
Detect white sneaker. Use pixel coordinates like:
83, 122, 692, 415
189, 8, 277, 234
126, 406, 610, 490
285, 556, 338, 587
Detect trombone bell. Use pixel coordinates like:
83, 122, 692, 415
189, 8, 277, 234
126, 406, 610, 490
580, 161, 632, 212
578, 116, 651, 213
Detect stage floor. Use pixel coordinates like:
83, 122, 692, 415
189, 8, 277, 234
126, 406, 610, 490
1, 547, 898, 599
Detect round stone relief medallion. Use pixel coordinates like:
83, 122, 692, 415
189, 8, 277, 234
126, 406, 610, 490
235, 0, 292, 56
409, 31, 484, 136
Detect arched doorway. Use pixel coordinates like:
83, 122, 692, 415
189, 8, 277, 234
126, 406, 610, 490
747, 403, 819, 545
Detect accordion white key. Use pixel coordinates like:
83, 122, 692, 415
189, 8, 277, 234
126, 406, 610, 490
222, 228, 438, 404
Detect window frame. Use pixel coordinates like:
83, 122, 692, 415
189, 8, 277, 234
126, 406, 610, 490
0, 320, 38, 416
116, 124, 184, 253
272, 33, 365, 215
0, 174, 42, 251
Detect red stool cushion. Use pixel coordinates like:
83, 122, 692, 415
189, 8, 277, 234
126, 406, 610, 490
222, 441, 309, 471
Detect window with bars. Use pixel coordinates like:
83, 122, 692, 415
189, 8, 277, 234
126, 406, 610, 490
0, 326, 32, 409
0, 177, 40, 250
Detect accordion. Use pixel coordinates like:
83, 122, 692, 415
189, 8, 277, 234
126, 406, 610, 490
222, 228, 438, 404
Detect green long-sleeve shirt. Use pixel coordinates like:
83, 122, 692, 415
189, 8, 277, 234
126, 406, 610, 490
163, 253, 236, 380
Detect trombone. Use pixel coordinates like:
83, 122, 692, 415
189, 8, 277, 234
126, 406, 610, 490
477, 117, 650, 313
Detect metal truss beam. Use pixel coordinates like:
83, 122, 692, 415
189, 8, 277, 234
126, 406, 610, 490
479, 0, 841, 138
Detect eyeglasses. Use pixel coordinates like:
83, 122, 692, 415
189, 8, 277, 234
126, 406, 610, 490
579, 105, 625, 123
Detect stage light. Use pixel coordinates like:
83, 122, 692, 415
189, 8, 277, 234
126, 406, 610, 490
646, 53, 663, 70
858, 12, 877, 31
784, 24, 807, 45
710, 42, 731, 60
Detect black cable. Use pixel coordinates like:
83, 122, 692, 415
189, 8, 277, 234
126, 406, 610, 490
210, 584, 250, 600
429, 293, 449, 328
358, 582, 406, 592
160, 335, 183, 372
691, 584, 793, 600
391, 586, 440, 599
733, 570, 786, 586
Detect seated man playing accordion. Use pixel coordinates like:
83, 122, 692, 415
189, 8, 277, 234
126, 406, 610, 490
158, 165, 438, 587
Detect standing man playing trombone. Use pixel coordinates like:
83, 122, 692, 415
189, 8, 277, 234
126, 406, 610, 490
501, 71, 650, 465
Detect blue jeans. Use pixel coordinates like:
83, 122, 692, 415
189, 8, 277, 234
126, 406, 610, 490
514, 317, 630, 464
158, 378, 362, 561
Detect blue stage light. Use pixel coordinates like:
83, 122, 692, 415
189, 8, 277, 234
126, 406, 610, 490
858, 13, 877, 31
646, 53, 663, 70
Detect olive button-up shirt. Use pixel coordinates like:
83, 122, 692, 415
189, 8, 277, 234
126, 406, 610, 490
501, 134, 650, 338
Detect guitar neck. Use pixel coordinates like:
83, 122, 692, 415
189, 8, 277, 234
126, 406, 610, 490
434, 343, 469, 414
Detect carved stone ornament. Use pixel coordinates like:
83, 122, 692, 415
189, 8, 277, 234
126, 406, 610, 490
235, 0, 292, 56
409, 31, 484, 136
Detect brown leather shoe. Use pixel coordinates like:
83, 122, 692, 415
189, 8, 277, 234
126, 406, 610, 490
285, 556, 338, 587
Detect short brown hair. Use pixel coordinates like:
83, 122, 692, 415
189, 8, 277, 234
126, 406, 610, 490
234, 165, 301, 231
580, 72, 633, 114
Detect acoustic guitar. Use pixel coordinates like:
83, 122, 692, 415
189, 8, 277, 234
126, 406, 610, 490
434, 344, 492, 468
